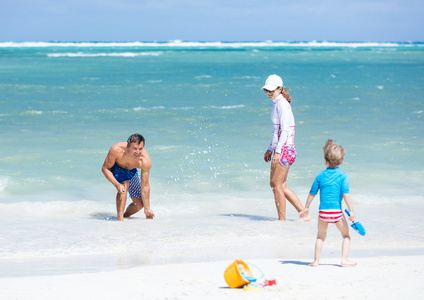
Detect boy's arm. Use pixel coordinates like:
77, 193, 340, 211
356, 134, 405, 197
299, 193, 315, 218
304, 193, 315, 209
343, 193, 356, 222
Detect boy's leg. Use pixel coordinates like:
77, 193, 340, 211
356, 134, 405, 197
310, 218, 328, 267
336, 217, 357, 266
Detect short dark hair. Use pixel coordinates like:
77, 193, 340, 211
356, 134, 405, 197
127, 133, 145, 147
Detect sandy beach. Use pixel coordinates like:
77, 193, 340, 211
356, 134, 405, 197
1, 255, 423, 299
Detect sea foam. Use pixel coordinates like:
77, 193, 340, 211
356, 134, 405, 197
47, 52, 163, 57
0, 41, 416, 49
0, 177, 8, 192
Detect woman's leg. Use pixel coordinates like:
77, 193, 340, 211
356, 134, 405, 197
270, 162, 289, 220
282, 182, 305, 213
270, 161, 306, 220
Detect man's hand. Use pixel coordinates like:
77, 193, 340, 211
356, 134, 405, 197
144, 209, 154, 219
115, 183, 125, 194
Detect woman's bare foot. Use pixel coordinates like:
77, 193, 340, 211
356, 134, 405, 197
308, 261, 319, 267
300, 214, 311, 222
299, 210, 311, 222
341, 259, 357, 267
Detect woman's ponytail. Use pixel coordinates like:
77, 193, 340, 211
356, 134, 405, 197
282, 88, 292, 103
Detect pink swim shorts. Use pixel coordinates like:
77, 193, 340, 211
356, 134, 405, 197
279, 145, 297, 167
319, 210, 343, 223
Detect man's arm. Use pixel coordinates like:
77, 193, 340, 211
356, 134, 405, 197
140, 157, 154, 219
102, 146, 124, 193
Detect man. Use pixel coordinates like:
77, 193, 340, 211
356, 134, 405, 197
102, 133, 154, 221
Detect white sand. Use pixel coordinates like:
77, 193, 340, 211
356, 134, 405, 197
1, 255, 423, 299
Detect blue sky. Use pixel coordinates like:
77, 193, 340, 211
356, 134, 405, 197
1, 0, 423, 42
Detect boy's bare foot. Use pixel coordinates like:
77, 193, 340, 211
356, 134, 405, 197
308, 261, 319, 267
341, 260, 357, 267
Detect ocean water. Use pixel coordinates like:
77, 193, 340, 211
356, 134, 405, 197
1, 41, 423, 277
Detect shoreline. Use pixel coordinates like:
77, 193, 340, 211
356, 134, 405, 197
2, 202, 424, 280
1, 245, 423, 279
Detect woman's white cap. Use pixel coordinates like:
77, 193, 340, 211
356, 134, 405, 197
262, 74, 283, 90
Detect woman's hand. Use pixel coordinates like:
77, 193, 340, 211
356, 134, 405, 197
264, 150, 272, 162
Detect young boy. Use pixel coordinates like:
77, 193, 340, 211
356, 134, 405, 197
300, 139, 357, 267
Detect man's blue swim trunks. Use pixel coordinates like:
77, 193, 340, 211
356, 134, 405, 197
109, 163, 142, 199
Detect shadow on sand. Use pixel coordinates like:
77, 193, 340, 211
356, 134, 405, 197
219, 213, 276, 221
90, 212, 118, 221
280, 260, 341, 267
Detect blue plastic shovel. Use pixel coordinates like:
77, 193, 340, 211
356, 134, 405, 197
345, 209, 366, 236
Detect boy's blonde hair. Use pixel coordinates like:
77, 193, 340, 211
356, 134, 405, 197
324, 139, 345, 168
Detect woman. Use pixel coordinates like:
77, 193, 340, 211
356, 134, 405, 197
262, 74, 310, 221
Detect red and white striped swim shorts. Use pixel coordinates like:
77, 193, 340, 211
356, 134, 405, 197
319, 209, 343, 223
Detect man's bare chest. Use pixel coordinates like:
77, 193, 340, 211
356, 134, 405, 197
116, 157, 141, 170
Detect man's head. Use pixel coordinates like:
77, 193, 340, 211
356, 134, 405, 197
127, 133, 145, 148
127, 133, 145, 158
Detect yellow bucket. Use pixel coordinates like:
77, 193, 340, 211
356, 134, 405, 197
224, 259, 253, 288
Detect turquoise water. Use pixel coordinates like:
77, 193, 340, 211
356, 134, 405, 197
0, 41, 423, 275
1, 42, 423, 200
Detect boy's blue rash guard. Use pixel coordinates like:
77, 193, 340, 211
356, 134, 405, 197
309, 167, 349, 210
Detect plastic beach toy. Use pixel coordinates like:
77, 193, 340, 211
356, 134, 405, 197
265, 279, 276, 286
243, 285, 261, 291
345, 209, 366, 236
224, 260, 252, 288
224, 260, 265, 288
